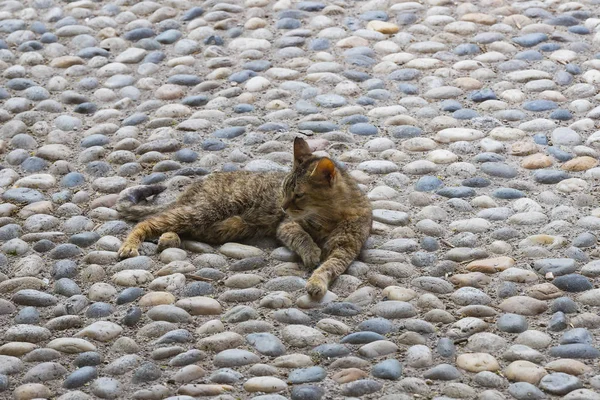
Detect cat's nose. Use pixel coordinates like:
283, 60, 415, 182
282, 199, 292, 211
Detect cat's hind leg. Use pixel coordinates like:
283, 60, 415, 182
118, 208, 188, 259
157, 232, 181, 252
211, 216, 254, 243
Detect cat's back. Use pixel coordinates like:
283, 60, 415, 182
203, 170, 286, 193
178, 171, 286, 205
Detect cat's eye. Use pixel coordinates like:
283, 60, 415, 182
295, 193, 304, 199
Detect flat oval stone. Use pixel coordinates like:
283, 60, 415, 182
372, 359, 403, 380
12, 290, 57, 307
539, 372, 583, 395
504, 360, 548, 385
499, 296, 548, 315
341, 332, 386, 344
47, 338, 96, 353
288, 366, 326, 384
214, 349, 260, 367
423, 364, 461, 381
219, 243, 264, 258
75, 321, 123, 342
22, 362, 67, 383
244, 376, 287, 393
246, 333, 286, 356
371, 301, 417, 319
341, 379, 383, 396
552, 274, 592, 293
0, 355, 24, 375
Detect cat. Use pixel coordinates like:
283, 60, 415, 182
116, 137, 372, 299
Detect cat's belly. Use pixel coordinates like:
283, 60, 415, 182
185, 214, 282, 244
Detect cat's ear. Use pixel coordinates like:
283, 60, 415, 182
311, 158, 336, 186
293, 137, 312, 166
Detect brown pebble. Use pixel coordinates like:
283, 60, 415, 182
332, 368, 368, 384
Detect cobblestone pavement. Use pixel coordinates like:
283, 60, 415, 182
1, 0, 600, 399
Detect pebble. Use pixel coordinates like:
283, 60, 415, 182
244, 376, 287, 393
372, 301, 417, 319
549, 344, 600, 359
288, 367, 326, 384
423, 364, 461, 380
505, 360, 548, 385
372, 359, 403, 380
540, 373, 583, 395
341, 380, 383, 397
291, 385, 325, 400
553, 274, 593, 292
497, 314, 529, 333
91, 377, 122, 399
246, 333, 286, 357
214, 349, 260, 368
457, 353, 500, 372
63, 366, 98, 388
499, 296, 548, 315
508, 382, 546, 400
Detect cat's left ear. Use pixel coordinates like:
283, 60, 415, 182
293, 137, 312, 166
311, 158, 336, 186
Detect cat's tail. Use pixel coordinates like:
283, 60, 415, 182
116, 185, 172, 221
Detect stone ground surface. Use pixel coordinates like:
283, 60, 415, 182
2, 0, 600, 399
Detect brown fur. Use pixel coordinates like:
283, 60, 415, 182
117, 138, 372, 299
116, 185, 171, 220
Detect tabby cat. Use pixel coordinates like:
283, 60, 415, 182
117, 137, 372, 299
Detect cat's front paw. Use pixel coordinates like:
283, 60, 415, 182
306, 275, 328, 299
300, 247, 321, 269
118, 244, 139, 259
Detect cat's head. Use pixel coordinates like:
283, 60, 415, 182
281, 137, 340, 218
